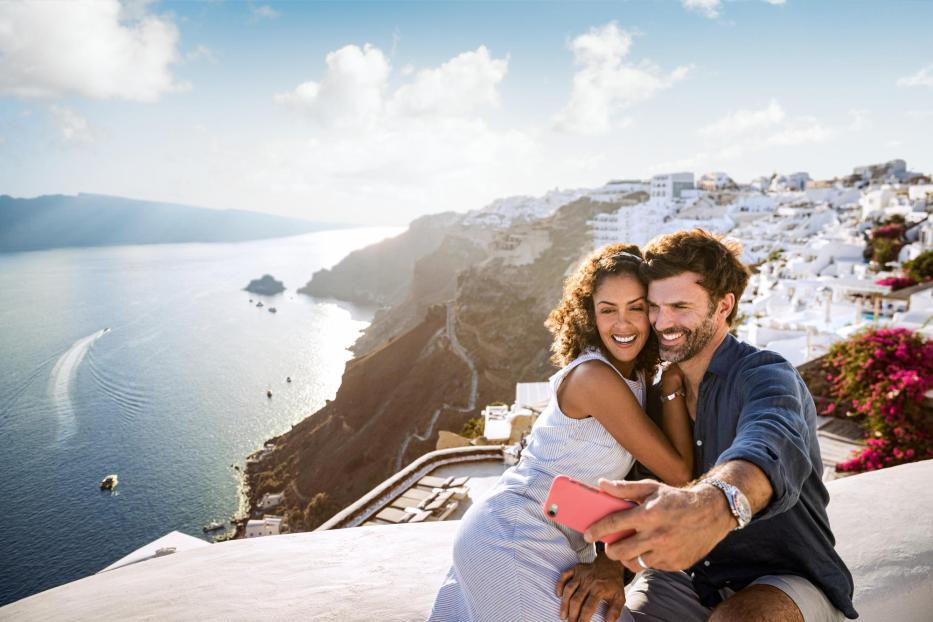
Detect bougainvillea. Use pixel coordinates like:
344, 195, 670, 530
875, 276, 918, 291
822, 327, 933, 472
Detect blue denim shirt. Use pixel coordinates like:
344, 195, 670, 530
687, 335, 857, 618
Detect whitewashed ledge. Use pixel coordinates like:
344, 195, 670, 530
3, 460, 932, 622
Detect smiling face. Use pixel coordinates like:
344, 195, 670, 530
647, 271, 732, 363
593, 274, 651, 377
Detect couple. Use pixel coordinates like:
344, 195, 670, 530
429, 230, 856, 622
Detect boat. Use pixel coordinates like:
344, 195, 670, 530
268, 307, 277, 313
256, 301, 264, 308
100, 474, 118, 490
202, 521, 225, 533
266, 389, 273, 398
286, 376, 292, 383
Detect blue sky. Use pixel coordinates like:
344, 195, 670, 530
1, 0, 932, 225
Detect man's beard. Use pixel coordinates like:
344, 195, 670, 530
657, 312, 718, 363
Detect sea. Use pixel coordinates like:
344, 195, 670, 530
0, 226, 401, 606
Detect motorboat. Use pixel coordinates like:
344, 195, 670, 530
203, 521, 225, 533
286, 376, 292, 383
266, 389, 273, 398
256, 301, 264, 308
100, 474, 118, 490
268, 307, 277, 313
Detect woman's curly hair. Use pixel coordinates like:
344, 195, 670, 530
545, 243, 659, 378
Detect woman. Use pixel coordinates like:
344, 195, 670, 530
428, 244, 694, 622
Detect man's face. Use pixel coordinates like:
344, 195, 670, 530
646, 272, 721, 363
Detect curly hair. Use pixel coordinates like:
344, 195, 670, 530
545, 243, 660, 377
641, 229, 750, 325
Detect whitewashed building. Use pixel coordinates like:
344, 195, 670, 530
245, 515, 284, 538
258, 492, 285, 511
649, 172, 694, 203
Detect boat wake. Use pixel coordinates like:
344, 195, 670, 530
47, 329, 110, 442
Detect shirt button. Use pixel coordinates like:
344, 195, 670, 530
704, 560, 710, 567
696, 440, 703, 446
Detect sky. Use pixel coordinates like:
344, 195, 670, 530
1, 0, 932, 226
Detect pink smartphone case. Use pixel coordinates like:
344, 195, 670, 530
543, 475, 636, 543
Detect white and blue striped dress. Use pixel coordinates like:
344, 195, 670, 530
428, 348, 644, 622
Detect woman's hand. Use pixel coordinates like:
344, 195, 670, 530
660, 362, 685, 394
556, 554, 630, 622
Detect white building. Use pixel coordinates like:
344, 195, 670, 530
245, 515, 284, 538
258, 492, 285, 511
770, 172, 811, 192
649, 172, 694, 203
696, 171, 736, 191
589, 200, 673, 248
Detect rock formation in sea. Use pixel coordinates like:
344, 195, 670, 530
244, 274, 285, 295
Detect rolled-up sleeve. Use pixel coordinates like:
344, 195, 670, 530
715, 359, 813, 521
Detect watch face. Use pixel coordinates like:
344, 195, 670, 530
732, 489, 752, 524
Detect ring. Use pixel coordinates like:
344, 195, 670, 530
636, 554, 650, 570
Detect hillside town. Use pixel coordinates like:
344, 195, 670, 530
478, 158, 932, 368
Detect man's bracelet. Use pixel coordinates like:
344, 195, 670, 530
660, 389, 685, 403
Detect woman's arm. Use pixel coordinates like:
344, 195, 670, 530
658, 363, 694, 481
557, 361, 692, 486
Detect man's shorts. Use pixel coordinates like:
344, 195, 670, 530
620, 569, 845, 622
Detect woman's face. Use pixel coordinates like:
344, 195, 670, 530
593, 273, 650, 377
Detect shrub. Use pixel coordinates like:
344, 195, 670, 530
871, 237, 902, 266
904, 249, 933, 283
461, 417, 484, 438
875, 276, 918, 291
822, 328, 933, 473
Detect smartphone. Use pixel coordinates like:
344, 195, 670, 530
542, 475, 636, 544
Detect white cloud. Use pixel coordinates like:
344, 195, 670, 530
251, 5, 280, 20
49, 105, 95, 144
274, 44, 391, 128
847, 108, 870, 132
186, 45, 218, 64
766, 117, 833, 146
0, 0, 184, 102
264, 42, 535, 222
683, 0, 722, 19
698, 99, 785, 137
897, 65, 933, 88
552, 22, 691, 135
389, 46, 508, 117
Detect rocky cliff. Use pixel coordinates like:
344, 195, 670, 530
246, 194, 645, 531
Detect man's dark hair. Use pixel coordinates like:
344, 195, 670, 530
640, 229, 750, 325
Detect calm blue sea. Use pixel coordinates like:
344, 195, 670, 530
0, 227, 400, 606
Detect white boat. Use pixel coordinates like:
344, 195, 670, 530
100, 474, 118, 490
202, 521, 224, 533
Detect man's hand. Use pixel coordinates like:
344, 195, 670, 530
556, 554, 630, 622
584, 479, 735, 574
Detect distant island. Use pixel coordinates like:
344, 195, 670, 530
244, 274, 285, 295
0, 193, 344, 253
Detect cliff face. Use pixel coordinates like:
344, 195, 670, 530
248, 195, 643, 530
297, 211, 462, 307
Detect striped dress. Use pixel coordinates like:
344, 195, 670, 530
428, 349, 644, 622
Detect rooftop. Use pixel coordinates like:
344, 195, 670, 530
5, 460, 931, 621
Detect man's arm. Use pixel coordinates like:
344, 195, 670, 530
584, 459, 772, 573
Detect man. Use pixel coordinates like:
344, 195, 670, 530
557, 230, 856, 622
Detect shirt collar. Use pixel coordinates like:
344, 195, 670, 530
705, 333, 742, 377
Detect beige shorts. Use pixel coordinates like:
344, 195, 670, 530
621, 569, 845, 622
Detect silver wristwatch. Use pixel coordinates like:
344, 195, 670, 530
701, 478, 752, 530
